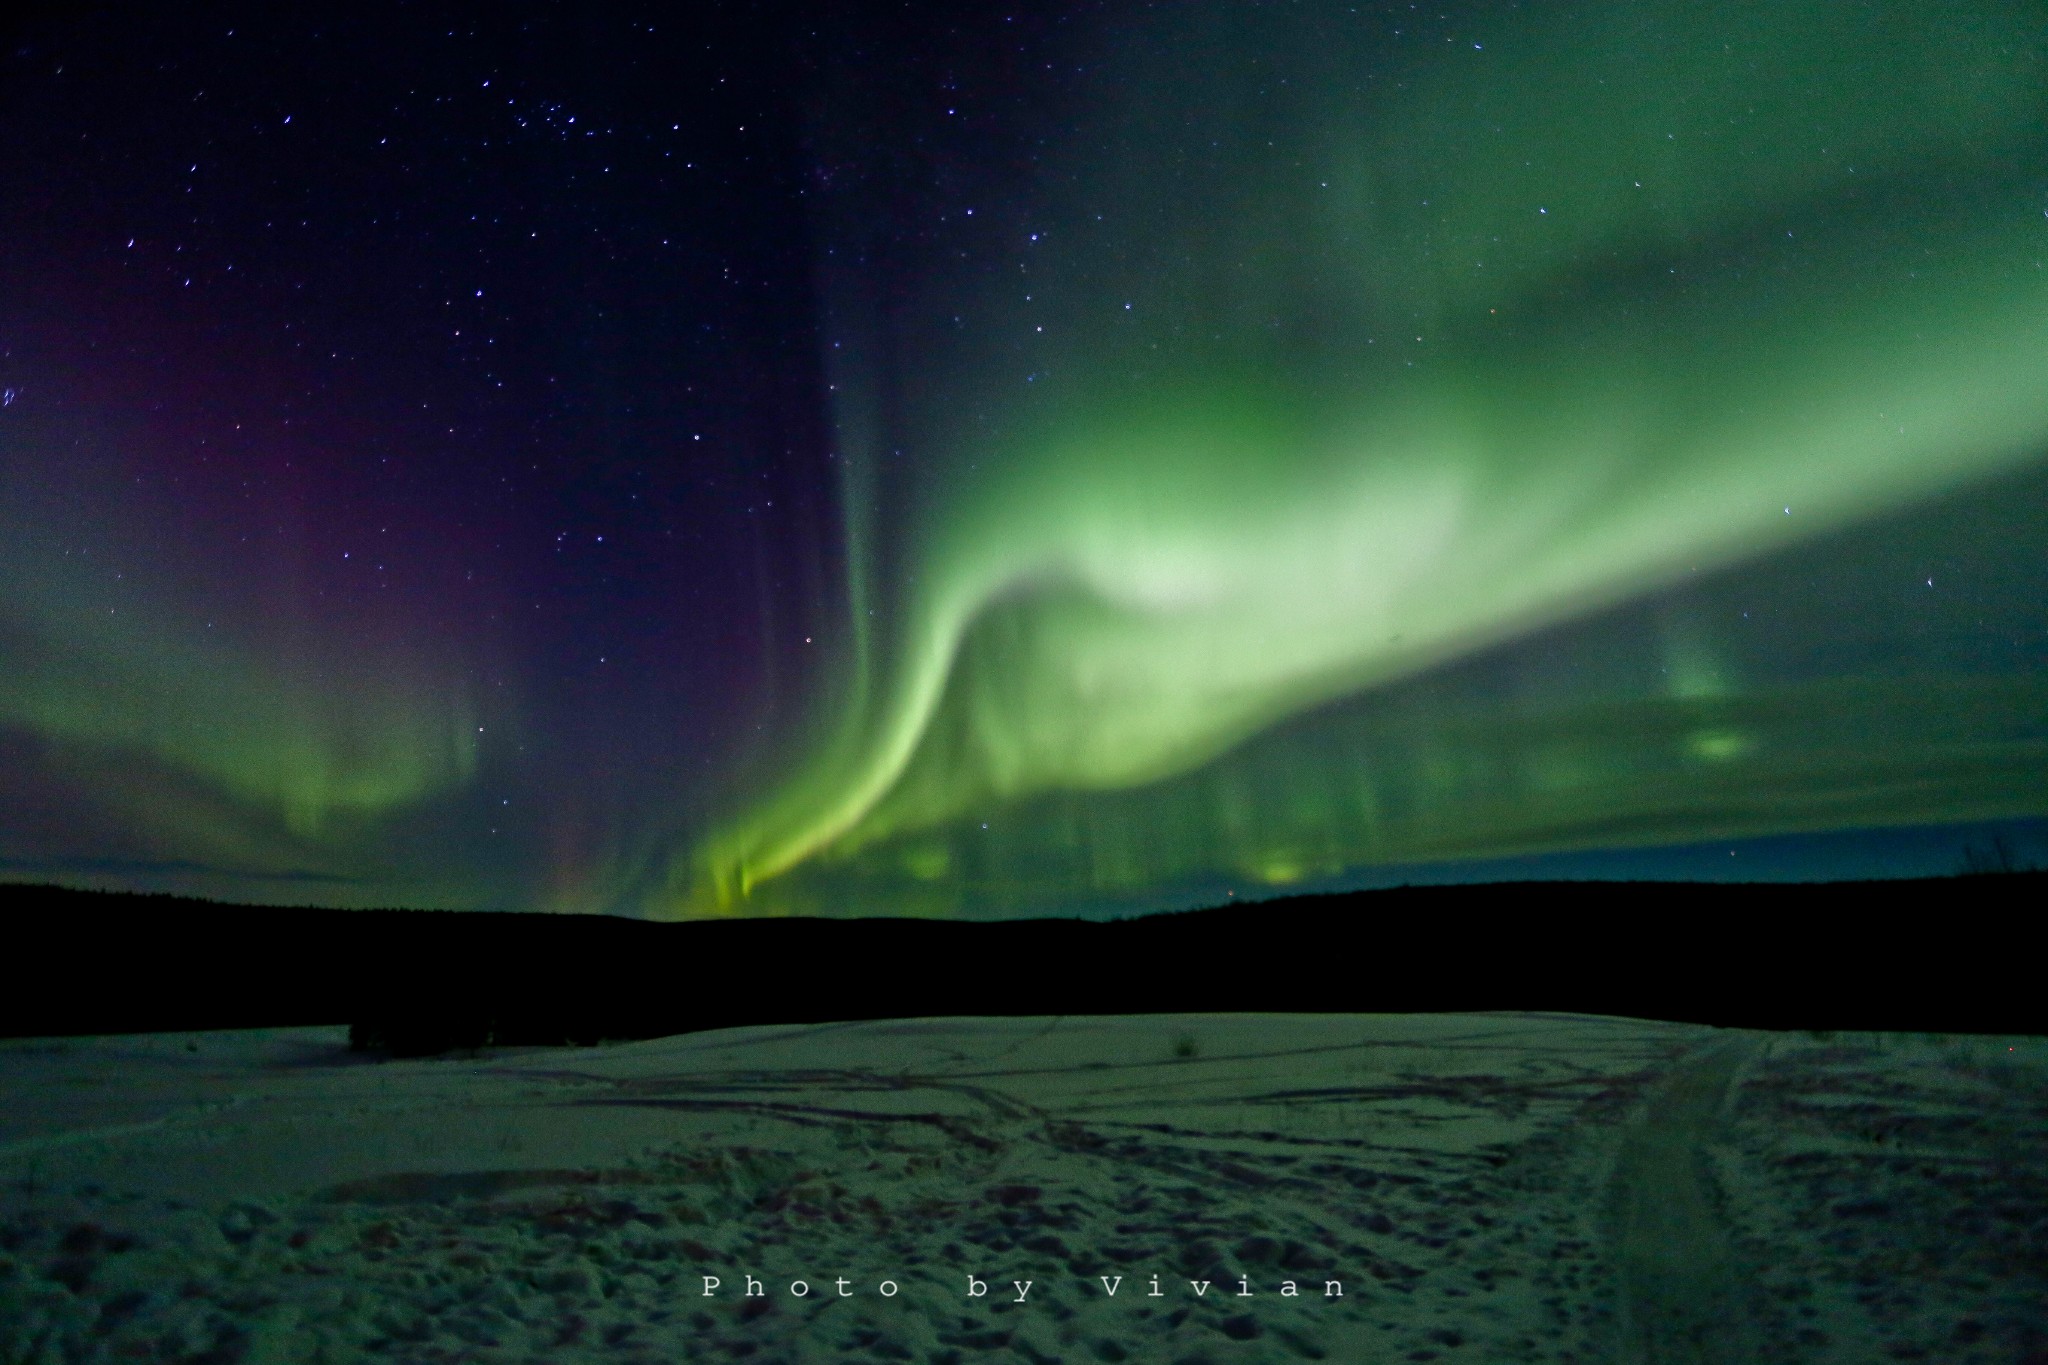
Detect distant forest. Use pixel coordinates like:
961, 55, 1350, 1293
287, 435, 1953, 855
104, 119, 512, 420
5, 873, 2043, 1049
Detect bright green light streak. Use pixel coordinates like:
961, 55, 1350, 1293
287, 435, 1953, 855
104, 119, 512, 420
687, 0, 2048, 911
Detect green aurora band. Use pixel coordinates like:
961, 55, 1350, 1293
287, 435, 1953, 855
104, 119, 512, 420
680, 0, 2048, 915
0, 426, 485, 903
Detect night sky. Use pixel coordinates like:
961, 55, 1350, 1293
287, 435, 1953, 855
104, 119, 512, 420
3, 1, 2044, 919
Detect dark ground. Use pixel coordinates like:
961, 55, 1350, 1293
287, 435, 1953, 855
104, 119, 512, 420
3, 874, 2041, 1053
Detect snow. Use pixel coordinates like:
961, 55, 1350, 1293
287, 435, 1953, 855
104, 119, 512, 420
1, 1014, 2041, 1362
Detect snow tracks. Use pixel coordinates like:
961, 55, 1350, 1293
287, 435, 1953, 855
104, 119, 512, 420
1607, 1033, 1761, 1365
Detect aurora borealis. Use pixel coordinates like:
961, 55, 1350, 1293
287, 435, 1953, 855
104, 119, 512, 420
3, 1, 2045, 919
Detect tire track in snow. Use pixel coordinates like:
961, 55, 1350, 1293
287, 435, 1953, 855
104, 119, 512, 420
1608, 1033, 1760, 1365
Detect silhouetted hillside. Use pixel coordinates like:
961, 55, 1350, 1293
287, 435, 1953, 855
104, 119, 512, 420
3, 875, 2041, 1048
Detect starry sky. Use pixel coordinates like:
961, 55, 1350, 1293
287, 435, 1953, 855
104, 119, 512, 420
2, 0, 2045, 919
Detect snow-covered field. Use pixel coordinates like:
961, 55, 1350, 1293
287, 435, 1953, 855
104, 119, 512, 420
1, 1013, 2041, 1363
